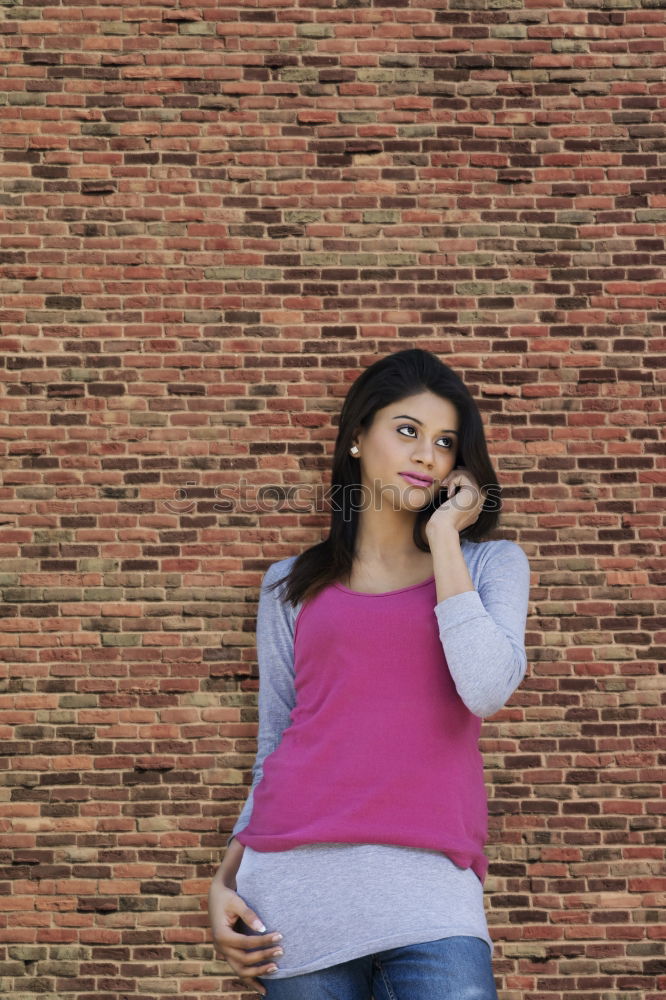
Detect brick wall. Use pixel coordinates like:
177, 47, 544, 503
1, 1, 664, 998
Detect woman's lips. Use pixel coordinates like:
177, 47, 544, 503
399, 473, 433, 487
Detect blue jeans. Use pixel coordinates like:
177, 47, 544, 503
259, 935, 499, 1000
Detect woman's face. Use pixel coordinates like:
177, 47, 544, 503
352, 390, 460, 511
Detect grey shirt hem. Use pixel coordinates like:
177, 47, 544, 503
259, 925, 493, 979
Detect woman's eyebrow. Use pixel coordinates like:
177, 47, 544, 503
391, 415, 459, 437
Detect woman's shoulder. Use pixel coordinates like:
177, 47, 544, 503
463, 535, 526, 553
260, 555, 302, 621
263, 554, 298, 585
462, 536, 530, 572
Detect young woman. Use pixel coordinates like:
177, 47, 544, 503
208, 349, 531, 1000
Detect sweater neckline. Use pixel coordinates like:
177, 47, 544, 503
333, 574, 436, 598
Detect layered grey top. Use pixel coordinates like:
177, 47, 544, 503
229, 537, 531, 979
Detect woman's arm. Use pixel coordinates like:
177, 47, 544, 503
228, 557, 298, 843
432, 537, 531, 718
209, 560, 298, 993
208, 836, 284, 995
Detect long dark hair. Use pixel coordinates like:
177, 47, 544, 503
268, 348, 503, 608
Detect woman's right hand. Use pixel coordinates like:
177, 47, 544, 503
208, 879, 284, 996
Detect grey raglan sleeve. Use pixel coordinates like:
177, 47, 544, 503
434, 539, 530, 718
227, 560, 297, 845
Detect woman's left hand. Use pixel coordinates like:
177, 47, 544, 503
425, 467, 487, 541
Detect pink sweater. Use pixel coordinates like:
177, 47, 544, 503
236, 574, 494, 883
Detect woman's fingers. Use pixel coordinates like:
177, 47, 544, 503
214, 926, 282, 953
234, 900, 269, 933
223, 941, 283, 967
217, 949, 279, 996
237, 954, 280, 975
208, 882, 278, 995
212, 929, 283, 991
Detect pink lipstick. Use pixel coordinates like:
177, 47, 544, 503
399, 472, 434, 487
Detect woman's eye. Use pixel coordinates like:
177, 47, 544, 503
397, 426, 453, 449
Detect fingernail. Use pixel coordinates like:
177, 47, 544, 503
267, 964, 278, 972
272, 933, 282, 942
252, 920, 267, 932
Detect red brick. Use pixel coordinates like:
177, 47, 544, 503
1, 3, 663, 999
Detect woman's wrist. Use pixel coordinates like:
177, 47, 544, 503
214, 835, 244, 890
425, 523, 459, 547
212, 866, 236, 891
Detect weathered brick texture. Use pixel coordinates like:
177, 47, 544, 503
1, 1, 664, 998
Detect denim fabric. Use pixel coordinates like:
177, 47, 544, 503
259, 935, 499, 1000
